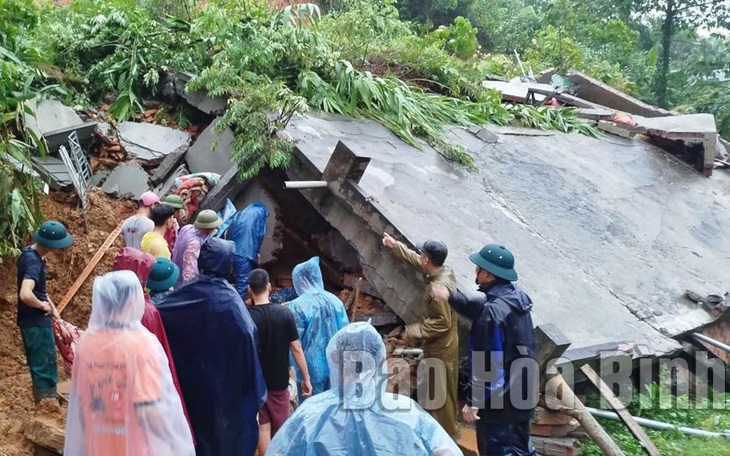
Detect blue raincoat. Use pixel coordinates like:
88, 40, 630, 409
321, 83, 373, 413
288, 257, 349, 397
217, 202, 269, 300
156, 237, 267, 456
268, 322, 461, 456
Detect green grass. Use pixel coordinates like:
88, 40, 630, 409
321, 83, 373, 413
579, 383, 730, 455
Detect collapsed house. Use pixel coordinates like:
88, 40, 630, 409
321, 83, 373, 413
19, 69, 730, 454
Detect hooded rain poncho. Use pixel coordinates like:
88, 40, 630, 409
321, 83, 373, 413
64, 271, 194, 456
288, 257, 349, 396
112, 248, 189, 430
218, 201, 269, 299
268, 322, 461, 456
156, 237, 267, 456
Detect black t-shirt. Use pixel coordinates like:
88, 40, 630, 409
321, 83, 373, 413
16, 246, 51, 328
248, 303, 299, 391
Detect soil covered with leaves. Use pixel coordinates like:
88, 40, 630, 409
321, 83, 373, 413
0, 189, 135, 454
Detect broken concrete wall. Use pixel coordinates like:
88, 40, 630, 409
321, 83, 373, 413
539, 69, 677, 118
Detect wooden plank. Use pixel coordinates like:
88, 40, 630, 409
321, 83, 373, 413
580, 364, 661, 456
57, 222, 122, 314
531, 423, 579, 438
543, 374, 625, 456
533, 406, 578, 426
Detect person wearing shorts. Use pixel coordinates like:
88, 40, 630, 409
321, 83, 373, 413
247, 269, 312, 455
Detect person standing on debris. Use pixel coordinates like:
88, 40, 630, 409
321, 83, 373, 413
147, 257, 180, 306
162, 194, 184, 251
247, 268, 313, 454
268, 322, 462, 456
141, 204, 175, 259
288, 257, 349, 399
112, 248, 191, 433
16, 221, 73, 403
171, 209, 222, 286
382, 233, 460, 439
63, 270, 194, 456
433, 244, 538, 456
156, 237, 267, 456
121, 191, 159, 250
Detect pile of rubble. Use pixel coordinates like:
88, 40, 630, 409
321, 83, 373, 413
484, 68, 727, 177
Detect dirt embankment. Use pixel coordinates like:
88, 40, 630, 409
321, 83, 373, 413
0, 189, 135, 454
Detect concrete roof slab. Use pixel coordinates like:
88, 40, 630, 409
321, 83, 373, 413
283, 112, 730, 355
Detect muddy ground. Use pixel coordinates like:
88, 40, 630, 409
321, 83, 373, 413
0, 188, 387, 454
0, 189, 136, 455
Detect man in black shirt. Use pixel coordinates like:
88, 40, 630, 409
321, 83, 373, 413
17, 221, 74, 403
248, 269, 312, 455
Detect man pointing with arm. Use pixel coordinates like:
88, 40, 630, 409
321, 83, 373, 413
383, 232, 460, 439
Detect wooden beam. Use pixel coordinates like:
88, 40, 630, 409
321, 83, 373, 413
544, 374, 625, 456
580, 363, 661, 456
57, 222, 122, 314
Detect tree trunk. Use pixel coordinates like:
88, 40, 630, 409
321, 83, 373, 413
655, 0, 675, 108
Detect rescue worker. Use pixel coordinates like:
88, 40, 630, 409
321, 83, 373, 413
121, 191, 159, 249
287, 257, 349, 399
147, 257, 180, 305
382, 233, 459, 439
63, 270, 194, 456
171, 209, 222, 286
268, 322, 461, 455
157, 237, 267, 456
162, 194, 184, 251
16, 221, 73, 403
433, 244, 538, 456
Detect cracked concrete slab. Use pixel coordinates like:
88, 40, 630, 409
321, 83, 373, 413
186, 118, 235, 175
24, 98, 83, 141
282, 112, 730, 356
102, 164, 150, 200
118, 122, 191, 163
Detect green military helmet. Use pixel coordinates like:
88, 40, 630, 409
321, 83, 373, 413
146, 257, 180, 292
33, 221, 74, 249
469, 244, 518, 281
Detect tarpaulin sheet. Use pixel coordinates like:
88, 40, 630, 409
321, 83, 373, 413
156, 238, 267, 456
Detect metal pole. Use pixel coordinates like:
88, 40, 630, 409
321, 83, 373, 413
692, 333, 730, 354
284, 181, 328, 189
586, 407, 730, 438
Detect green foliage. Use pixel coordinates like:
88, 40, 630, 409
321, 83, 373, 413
0, 3, 47, 262
30, 0, 596, 180
425, 16, 480, 59
581, 380, 730, 456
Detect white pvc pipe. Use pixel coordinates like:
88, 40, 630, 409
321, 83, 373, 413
393, 347, 424, 357
284, 180, 328, 189
692, 333, 730, 354
586, 406, 730, 438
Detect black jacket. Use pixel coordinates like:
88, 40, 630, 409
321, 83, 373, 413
449, 281, 538, 424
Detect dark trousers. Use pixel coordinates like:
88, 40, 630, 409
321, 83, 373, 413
476, 420, 536, 456
20, 326, 58, 403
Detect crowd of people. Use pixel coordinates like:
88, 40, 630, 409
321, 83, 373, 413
15, 190, 538, 456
